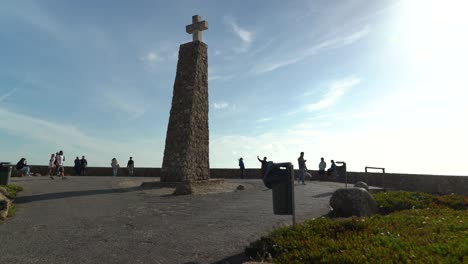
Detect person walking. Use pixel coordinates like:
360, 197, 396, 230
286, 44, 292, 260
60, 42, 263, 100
257, 156, 268, 178
80, 156, 88, 176
111, 158, 119, 177
74, 157, 81, 176
16, 158, 31, 177
55, 151, 65, 179
297, 152, 307, 185
238, 157, 245, 179
318, 157, 326, 180
48, 153, 56, 176
127, 157, 134, 176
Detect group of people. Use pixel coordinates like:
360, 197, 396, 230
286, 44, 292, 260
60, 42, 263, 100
238, 153, 339, 184
48, 150, 67, 179
110, 157, 135, 177
15, 152, 136, 178
73, 156, 88, 176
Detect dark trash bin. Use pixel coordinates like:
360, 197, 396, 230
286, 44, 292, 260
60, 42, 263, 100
0, 162, 13, 185
263, 162, 294, 215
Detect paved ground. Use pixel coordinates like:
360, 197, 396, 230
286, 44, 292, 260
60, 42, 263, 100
0, 176, 348, 264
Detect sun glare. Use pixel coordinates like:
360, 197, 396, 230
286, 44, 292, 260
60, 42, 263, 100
397, 0, 468, 66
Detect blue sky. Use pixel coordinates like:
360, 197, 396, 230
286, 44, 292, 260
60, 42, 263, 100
1, 0, 467, 175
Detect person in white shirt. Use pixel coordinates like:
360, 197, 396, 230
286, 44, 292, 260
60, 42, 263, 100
48, 153, 56, 176
111, 158, 120, 177
54, 150, 65, 179
318, 157, 326, 180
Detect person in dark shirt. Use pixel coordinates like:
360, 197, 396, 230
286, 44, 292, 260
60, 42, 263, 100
297, 152, 307, 185
127, 157, 134, 176
74, 157, 81, 176
327, 160, 337, 177
80, 156, 88, 176
238, 157, 245, 179
257, 155, 268, 178
16, 158, 31, 177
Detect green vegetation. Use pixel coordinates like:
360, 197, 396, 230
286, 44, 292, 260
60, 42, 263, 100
7, 204, 16, 217
246, 192, 468, 263
0, 184, 23, 221
374, 191, 467, 214
1, 184, 24, 199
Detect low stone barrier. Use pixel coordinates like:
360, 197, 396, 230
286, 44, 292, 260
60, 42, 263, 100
20, 166, 468, 195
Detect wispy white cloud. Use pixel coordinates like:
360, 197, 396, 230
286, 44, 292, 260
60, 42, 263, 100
305, 77, 361, 111
256, 117, 273, 123
208, 75, 223, 81
252, 26, 371, 74
224, 16, 254, 44
0, 87, 20, 102
213, 101, 237, 111
0, 107, 163, 166
140, 51, 162, 64
213, 102, 229, 109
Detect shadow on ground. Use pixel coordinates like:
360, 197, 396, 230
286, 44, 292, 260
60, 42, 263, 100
211, 252, 249, 264
14, 187, 150, 204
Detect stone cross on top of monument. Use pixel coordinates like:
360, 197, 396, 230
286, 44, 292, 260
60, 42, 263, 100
186, 15, 208, 42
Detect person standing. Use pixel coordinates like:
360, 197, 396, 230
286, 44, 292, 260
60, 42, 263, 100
48, 153, 56, 176
111, 158, 119, 177
74, 157, 81, 176
80, 156, 88, 176
127, 157, 134, 176
318, 157, 326, 180
16, 158, 31, 177
257, 156, 268, 178
238, 157, 245, 179
55, 151, 65, 179
297, 152, 307, 185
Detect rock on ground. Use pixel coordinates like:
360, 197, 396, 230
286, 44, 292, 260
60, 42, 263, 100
354, 181, 369, 191
329, 187, 378, 217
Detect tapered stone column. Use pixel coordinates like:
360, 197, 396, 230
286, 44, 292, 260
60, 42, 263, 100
161, 38, 209, 182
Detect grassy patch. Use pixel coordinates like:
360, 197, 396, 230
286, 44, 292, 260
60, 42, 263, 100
374, 191, 467, 214
0, 184, 23, 222
7, 203, 16, 217
1, 184, 24, 199
246, 192, 468, 263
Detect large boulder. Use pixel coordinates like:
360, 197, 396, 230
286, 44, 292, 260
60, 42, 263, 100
329, 187, 378, 217
354, 181, 369, 191
0, 192, 11, 220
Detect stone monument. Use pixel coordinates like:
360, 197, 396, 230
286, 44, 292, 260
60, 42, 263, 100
161, 15, 210, 182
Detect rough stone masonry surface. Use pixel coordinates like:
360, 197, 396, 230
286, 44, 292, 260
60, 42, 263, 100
161, 40, 209, 182
0, 176, 350, 264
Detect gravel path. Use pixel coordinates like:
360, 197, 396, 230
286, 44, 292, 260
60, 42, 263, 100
0, 176, 347, 264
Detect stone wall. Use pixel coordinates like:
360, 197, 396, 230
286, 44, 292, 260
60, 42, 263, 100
21, 166, 467, 195
161, 40, 209, 182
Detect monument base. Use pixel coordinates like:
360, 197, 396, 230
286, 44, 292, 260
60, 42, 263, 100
140, 179, 224, 193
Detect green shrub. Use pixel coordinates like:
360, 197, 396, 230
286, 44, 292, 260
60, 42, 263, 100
433, 193, 468, 210
247, 192, 468, 263
1, 184, 24, 199
7, 204, 16, 217
374, 191, 468, 214
246, 209, 468, 263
